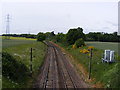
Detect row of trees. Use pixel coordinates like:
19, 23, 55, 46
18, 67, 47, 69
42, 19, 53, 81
37, 27, 85, 45
86, 32, 120, 42
2, 34, 36, 39
36, 27, 86, 47
36, 27, 120, 43
2, 27, 120, 43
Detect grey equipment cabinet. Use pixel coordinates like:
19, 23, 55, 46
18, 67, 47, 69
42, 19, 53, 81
102, 50, 115, 63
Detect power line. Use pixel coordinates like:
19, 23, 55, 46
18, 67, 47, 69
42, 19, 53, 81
6, 14, 10, 39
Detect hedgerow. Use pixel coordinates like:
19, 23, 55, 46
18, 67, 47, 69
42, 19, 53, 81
2, 52, 29, 83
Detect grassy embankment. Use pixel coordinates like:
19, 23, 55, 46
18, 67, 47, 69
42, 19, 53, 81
56, 41, 119, 88
1, 36, 47, 88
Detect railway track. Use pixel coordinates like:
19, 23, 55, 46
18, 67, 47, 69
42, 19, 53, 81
33, 41, 88, 89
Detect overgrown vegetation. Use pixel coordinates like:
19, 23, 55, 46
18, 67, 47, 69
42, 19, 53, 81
75, 38, 85, 48
66, 27, 85, 45
56, 42, 119, 88
2, 52, 28, 83
37, 32, 46, 41
2, 39, 47, 88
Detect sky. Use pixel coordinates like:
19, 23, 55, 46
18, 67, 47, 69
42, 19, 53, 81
0, 0, 119, 34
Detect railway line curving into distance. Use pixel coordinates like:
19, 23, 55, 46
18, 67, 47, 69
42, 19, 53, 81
33, 41, 88, 89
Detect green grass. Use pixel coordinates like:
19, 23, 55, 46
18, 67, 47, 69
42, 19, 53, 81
2, 39, 36, 48
2, 38, 47, 88
1, 36, 36, 49
57, 42, 119, 88
85, 41, 118, 52
1, 36, 36, 40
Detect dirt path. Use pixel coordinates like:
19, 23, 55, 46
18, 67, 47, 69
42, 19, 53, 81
33, 41, 88, 89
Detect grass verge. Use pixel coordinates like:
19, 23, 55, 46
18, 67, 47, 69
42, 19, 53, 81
2, 39, 47, 88
55, 42, 119, 88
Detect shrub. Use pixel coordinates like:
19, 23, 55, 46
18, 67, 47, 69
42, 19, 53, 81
2, 52, 29, 83
79, 49, 83, 53
88, 46, 94, 50
37, 32, 46, 41
72, 44, 76, 49
80, 49, 89, 54
66, 27, 86, 45
75, 38, 85, 48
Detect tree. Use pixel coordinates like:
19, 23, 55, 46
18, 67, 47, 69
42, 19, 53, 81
86, 32, 103, 41
75, 38, 85, 48
37, 32, 46, 41
55, 33, 66, 42
66, 27, 85, 45
85, 32, 120, 42
45, 31, 56, 40
51, 31, 55, 36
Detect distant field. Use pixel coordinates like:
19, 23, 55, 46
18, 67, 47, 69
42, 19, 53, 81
2, 37, 47, 88
85, 41, 118, 52
1, 36, 36, 48
2, 39, 35, 48
2, 36, 36, 40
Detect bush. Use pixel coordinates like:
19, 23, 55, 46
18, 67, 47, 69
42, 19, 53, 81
66, 27, 86, 45
80, 49, 89, 54
75, 38, 85, 48
88, 46, 94, 50
37, 32, 46, 41
72, 44, 76, 49
2, 52, 29, 83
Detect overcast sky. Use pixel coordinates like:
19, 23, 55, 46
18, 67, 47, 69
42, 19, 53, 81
0, 0, 118, 34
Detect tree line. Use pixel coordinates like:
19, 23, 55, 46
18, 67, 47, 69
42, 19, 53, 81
86, 32, 120, 42
2, 27, 120, 43
2, 34, 36, 39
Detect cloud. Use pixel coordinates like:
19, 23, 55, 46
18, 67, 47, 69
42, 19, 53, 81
1, 2, 117, 35
106, 21, 118, 26
102, 27, 110, 30
1, 0, 118, 3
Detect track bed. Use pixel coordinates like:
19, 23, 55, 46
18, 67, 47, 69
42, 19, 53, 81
33, 42, 88, 89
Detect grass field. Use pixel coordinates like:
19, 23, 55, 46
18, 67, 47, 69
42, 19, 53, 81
85, 41, 118, 52
0, 36, 36, 50
2, 38, 47, 88
57, 41, 119, 88
1, 36, 36, 40
2, 39, 36, 48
